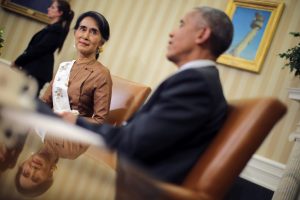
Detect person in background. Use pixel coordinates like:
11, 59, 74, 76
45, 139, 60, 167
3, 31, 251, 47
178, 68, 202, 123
12, 0, 74, 95
41, 11, 112, 125
61, 6, 233, 184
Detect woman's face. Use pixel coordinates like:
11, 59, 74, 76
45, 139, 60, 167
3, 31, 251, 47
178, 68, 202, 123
47, 1, 62, 19
74, 16, 103, 57
18, 153, 54, 189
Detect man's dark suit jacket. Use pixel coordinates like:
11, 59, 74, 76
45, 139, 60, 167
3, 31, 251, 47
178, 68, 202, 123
15, 22, 64, 88
77, 65, 228, 184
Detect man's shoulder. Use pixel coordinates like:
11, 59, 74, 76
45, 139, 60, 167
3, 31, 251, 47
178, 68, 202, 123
191, 65, 217, 73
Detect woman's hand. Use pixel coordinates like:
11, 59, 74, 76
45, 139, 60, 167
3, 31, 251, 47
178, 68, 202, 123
59, 112, 78, 124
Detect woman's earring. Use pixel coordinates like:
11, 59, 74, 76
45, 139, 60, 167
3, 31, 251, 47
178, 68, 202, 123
98, 46, 103, 54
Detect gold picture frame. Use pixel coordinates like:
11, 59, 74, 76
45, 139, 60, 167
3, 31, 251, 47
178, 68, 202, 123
217, 0, 284, 73
1, 0, 70, 24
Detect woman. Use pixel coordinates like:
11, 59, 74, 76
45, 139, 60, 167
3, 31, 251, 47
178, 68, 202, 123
12, 0, 74, 95
41, 11, 112, 125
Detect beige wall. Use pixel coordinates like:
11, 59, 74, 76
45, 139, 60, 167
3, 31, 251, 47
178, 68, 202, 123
1, 0, 299, 164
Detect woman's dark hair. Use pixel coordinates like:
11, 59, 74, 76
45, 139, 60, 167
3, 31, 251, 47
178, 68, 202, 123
74, 11, 110, 59
56, 0, 74, 53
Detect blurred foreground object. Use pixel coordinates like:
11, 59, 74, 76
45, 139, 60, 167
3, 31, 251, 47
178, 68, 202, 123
0, 66, 35, 172
0, 65, 37, 110
0, 65, 37, 148
0, 64, 104, 147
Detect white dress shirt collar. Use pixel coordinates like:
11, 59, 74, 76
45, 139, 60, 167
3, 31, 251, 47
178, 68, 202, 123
177, 60, 216, 73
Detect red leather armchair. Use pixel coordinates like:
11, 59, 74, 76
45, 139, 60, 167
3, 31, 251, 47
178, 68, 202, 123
106, 75, 151, 126
115, 98, 287, 200
87, 75, 151, 169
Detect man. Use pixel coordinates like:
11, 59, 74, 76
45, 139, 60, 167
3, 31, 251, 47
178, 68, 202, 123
62, 6, 233, 184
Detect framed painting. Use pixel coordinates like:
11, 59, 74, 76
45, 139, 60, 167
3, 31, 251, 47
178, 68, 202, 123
1, 0, 69, 24
217, 0, 284, 73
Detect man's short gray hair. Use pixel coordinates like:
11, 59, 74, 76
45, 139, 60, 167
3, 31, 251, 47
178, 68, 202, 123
194, 6, 233, 57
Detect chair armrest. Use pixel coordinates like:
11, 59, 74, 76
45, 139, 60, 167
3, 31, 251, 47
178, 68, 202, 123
155, 181, 201, 200
85, 145, 117, 169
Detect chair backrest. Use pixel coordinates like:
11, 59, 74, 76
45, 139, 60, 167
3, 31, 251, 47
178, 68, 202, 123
106, 75, 151, 126
180, 98, 287, 200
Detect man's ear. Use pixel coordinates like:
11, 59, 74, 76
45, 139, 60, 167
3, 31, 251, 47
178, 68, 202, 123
195, 27, 212, 44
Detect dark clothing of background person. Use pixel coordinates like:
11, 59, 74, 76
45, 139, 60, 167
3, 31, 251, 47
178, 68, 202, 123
14, 22, 64, 93
76, 66, 228, 184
